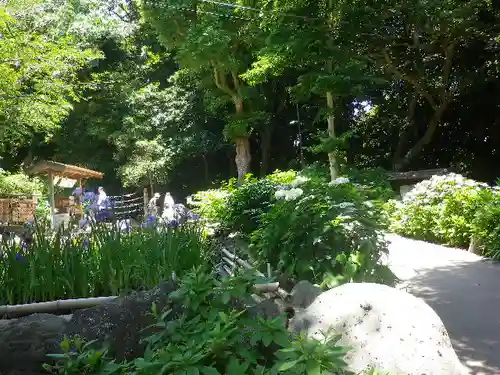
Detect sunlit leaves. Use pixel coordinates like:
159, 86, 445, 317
0, 5, 101, 152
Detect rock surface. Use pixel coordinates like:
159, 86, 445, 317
0, 281, 176, 375
66, 280, 177, 361
0, 314, 68, 375
289, 282, 470, 375
290, 280, 322, 309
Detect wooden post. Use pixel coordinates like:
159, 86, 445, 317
47, 170, 55, 229
78, 179, 84, 219
143, 188, 148, 216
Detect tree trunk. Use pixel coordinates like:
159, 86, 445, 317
326, 0, 338, 182
260, 125, 273, 177
399, 104, 448, 167
211, 64, 251, 183
149, 178, 154, 197
326, 91, 338, 181
234, 96, 251, 184
201, 153, 209, 183
393, 94, 418, 171
235, 137, 251, 183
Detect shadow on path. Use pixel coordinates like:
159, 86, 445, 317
407, 260, 500, 375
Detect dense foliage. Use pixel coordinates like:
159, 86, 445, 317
193, 169, 395, 287
387, 173, 500, 259
45, 269, 352, 375
0, 170, 45, 195
0, 223, 210, 304
0, 3, 99, 153
1, 0, 500, 195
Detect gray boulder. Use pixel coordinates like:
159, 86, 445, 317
290, 280, 322, 309
289, 282, 470, 375
66, 280, 177, 361
0, 281, 176, 375
0, 313, 68, 375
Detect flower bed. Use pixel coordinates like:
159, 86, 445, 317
192, 169, 395, 288
0, 223, 211, 305
387, 173, 500, 258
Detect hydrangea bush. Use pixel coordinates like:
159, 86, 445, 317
192, 171, 297, 235
388, 173, 491, 248
470, 189, 500, 258
251, 175, 394, 287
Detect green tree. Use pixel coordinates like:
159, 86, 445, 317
243, 0, 374, 181
341, 0, 493, 170
140, 0, 264, 183
0, 6, 100, 153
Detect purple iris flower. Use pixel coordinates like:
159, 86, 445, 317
188, 212, 200, 221
15, 253, 26, 263
73, 187, 83, 197
167, 219, 179, 229
82, 237, 90, 249
79, 219, 89, 228
142, 215, 156, 228
96, 210, 110, 222
83, 192, 96, 202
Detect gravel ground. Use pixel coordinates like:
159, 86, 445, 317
386, 234, 500, 375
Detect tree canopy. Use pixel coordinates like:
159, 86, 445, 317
1, 0, 500, 193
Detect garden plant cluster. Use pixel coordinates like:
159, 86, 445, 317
46, 270, 365, 375
192, 166, 396, 288
0, 168, 404, 374
387, 173, 500, 259
0, 223, 210, 305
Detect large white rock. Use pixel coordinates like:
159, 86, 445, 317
289, 282, 469, 375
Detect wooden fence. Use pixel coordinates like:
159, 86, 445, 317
0, 194, 40, 225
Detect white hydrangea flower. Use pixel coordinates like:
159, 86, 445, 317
275, 190, 287, 200
329, 177, 350, 185
290, 175, 310, 187
284, 188, 304, 201
275, 187, 304, 201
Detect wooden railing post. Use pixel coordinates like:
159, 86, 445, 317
143, 188, 148, 216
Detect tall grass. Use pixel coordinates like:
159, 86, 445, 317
0, 223, 212, 305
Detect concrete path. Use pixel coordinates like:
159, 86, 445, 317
386, 234, 500, 375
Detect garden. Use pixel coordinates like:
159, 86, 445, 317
4, 0, 500, 373
0, 169, 397, 375
386, 173, 500, 259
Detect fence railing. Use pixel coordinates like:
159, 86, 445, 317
108, 192, 145, 220
217, 243, 289, 301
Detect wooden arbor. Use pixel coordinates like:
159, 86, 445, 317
25, 161, 104, 228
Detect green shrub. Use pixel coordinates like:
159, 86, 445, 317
191, 186, 232, 222
192, 171, 297, 235
470, 189, 500, 258
0, 223, 211, 304
45, 269, 351, 375
0, 170, 45, 195
250, 176, 394, 287
344, 167, 395, 202
388, 173, 489, 247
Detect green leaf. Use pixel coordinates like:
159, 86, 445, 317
279, 360, 299, 371
306, 360, 322, 375
200, 367, 221, 375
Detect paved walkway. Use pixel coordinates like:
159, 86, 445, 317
386, 234, 500, 375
